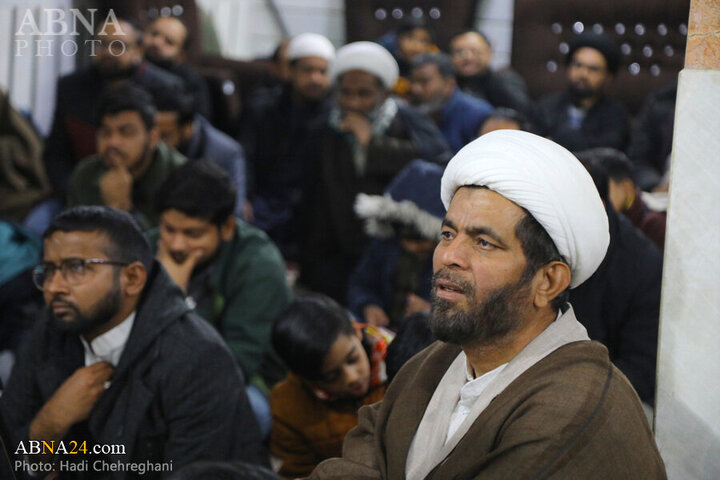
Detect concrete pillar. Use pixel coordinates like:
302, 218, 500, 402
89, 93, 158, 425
654, 1, 720, 478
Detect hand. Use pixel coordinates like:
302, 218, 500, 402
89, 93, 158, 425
405, 293, 431, 317
363, 304, 390, 327
156, 240, 203, 292
99, 159, 133, 211
339, 112, 372, 147
30, 362, 114, 442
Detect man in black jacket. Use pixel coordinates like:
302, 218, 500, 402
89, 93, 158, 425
537, 32, 630, 152
572, 154, 663, 404
0, 206, 266, 478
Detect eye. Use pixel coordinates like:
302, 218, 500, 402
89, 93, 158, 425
440, 230, 454, 241
478, 238, 495, 249
66, 260, 86, 274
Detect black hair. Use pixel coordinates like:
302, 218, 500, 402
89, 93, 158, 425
385, 312, 435, 382
272, 294, 356, 381
396, 17, 434, 42
168, 461, 278, 480
450, 29, 491, 49
150, 85, 197, 126
95, 81, 156, 130
574, 151, 611, 203
411, 52, 455, 78
567, 32, 620, 75
44, 206, 153, 271
576, 148, 633, 182
514, 211, 570, 311
483, 107, 532, 132
155, 160, 236, 226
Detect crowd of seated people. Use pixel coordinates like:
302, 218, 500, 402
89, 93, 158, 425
0, 11, 674, 478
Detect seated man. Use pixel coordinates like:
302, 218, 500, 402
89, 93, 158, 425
536, 32, 630, 151
152, 87, 247, 215
408, 53, 493, 153
300, 41, 451, 302
572, 150, 663, 404
67, 83, 186, 229
349, 160, 445, 328
149, 161, 292, 419
43, 17, 183, 204
0, 206, 266, 475
308, 130, 665, 479
143, 15, 213, 119
449, 30, 532, 116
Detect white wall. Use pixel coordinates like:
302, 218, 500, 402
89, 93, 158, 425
196, 0, 514, 67
0, 0, 76, 135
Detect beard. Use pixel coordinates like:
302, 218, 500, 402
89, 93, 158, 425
48, 277, 123, 335
568, 83, 596, 101
429, 267, 533, 346
144, 50, 175, 70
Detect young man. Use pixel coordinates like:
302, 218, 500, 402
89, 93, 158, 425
537, 32, 630, 152
1, 206, 265, 474
308, 130, 665, 479
408, 52, 493, 153
67, 83, 186, 229
149, 161, 292, 415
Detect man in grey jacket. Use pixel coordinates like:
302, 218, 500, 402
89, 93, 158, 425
0, 206, 266, 478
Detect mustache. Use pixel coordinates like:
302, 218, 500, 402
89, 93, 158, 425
432, 268, 474, 296
48, 296, 80, 312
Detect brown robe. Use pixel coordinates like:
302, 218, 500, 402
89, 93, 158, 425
309, 340, 666, 480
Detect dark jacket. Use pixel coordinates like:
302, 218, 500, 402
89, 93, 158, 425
347, 239, 433, 324
0, 262, 267, 478
43, 62, 183, 201
456, 69, 533, 117
437, 88, 493, 153
570, 208, 663, 403
183, 114, 247, 212
626, 81, 676, 190
299, 103, 451, 302
537, 91, 630, 152
148, 221, 292, 387
67, 142, 186, 229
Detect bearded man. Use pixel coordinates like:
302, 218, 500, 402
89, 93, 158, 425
307, 130, 666, 480
0, 206, 266, 477
537, 32, 630, 152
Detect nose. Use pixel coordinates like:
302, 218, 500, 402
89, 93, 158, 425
434, 236, 469, 270
44, 268, 70, 295
168, 233, 188, 252
344, 365, 362, 387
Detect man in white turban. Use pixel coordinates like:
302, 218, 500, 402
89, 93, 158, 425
241, 32, 336, 248
297, 41, 450, 302
308, 130, 666, 480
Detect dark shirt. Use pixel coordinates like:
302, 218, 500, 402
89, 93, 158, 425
456, 69, 533, 117
537, 91, 630, 152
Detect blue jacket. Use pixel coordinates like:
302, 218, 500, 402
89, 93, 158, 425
184, 114, 247, 214
439, 88, 493, 153
347, 239, 433, 322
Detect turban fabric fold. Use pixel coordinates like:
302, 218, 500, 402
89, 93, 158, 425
331, 41, 399, 90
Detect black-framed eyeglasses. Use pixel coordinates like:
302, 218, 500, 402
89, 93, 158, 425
32, 258, 129, 290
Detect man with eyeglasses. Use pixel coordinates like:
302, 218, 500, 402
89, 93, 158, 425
536, 32, 630, 152
0, 206, 267, 476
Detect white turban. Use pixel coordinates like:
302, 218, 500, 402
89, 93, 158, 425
331, 41, 399, 90
288, 33, 335, 62
440, 130, 609, 288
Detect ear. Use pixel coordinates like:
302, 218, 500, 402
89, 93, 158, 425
121, 261, 147, 298
180, 121, 194, 141
148, 126, 161, 147
220, 216, 236, 242
533, 261, 572, 309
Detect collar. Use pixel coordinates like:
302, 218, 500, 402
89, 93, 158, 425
80, 312, 135, 367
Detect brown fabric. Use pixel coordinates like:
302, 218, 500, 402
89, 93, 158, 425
0, 91, 48, 220
309, 340, 666, 480
271, 373, 386, 479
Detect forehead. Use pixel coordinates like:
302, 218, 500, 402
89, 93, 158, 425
413, 62, 441, 78
161, 209, 214, 230
100, 110, 145, 128
100, 20, 136, 42
452, 33, 489, 50
294, 56, 329, 70
339, 70, 382, 90
447, 187, 526, 238
44, 230, 110, 260
572, 47, 607, 68
401, 27, 431, 41
155, 111, 181, 127
150, 17, 187, 41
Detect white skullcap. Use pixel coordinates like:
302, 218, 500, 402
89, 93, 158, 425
331, 41, 399, 89
288, 33, 335, 62
440, 130, 609, 288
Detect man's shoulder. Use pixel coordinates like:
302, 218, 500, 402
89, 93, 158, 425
134, 61, 184, 90
537, 91, 567, 110
197, 116, 244, 156
70, 155, 104, 181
